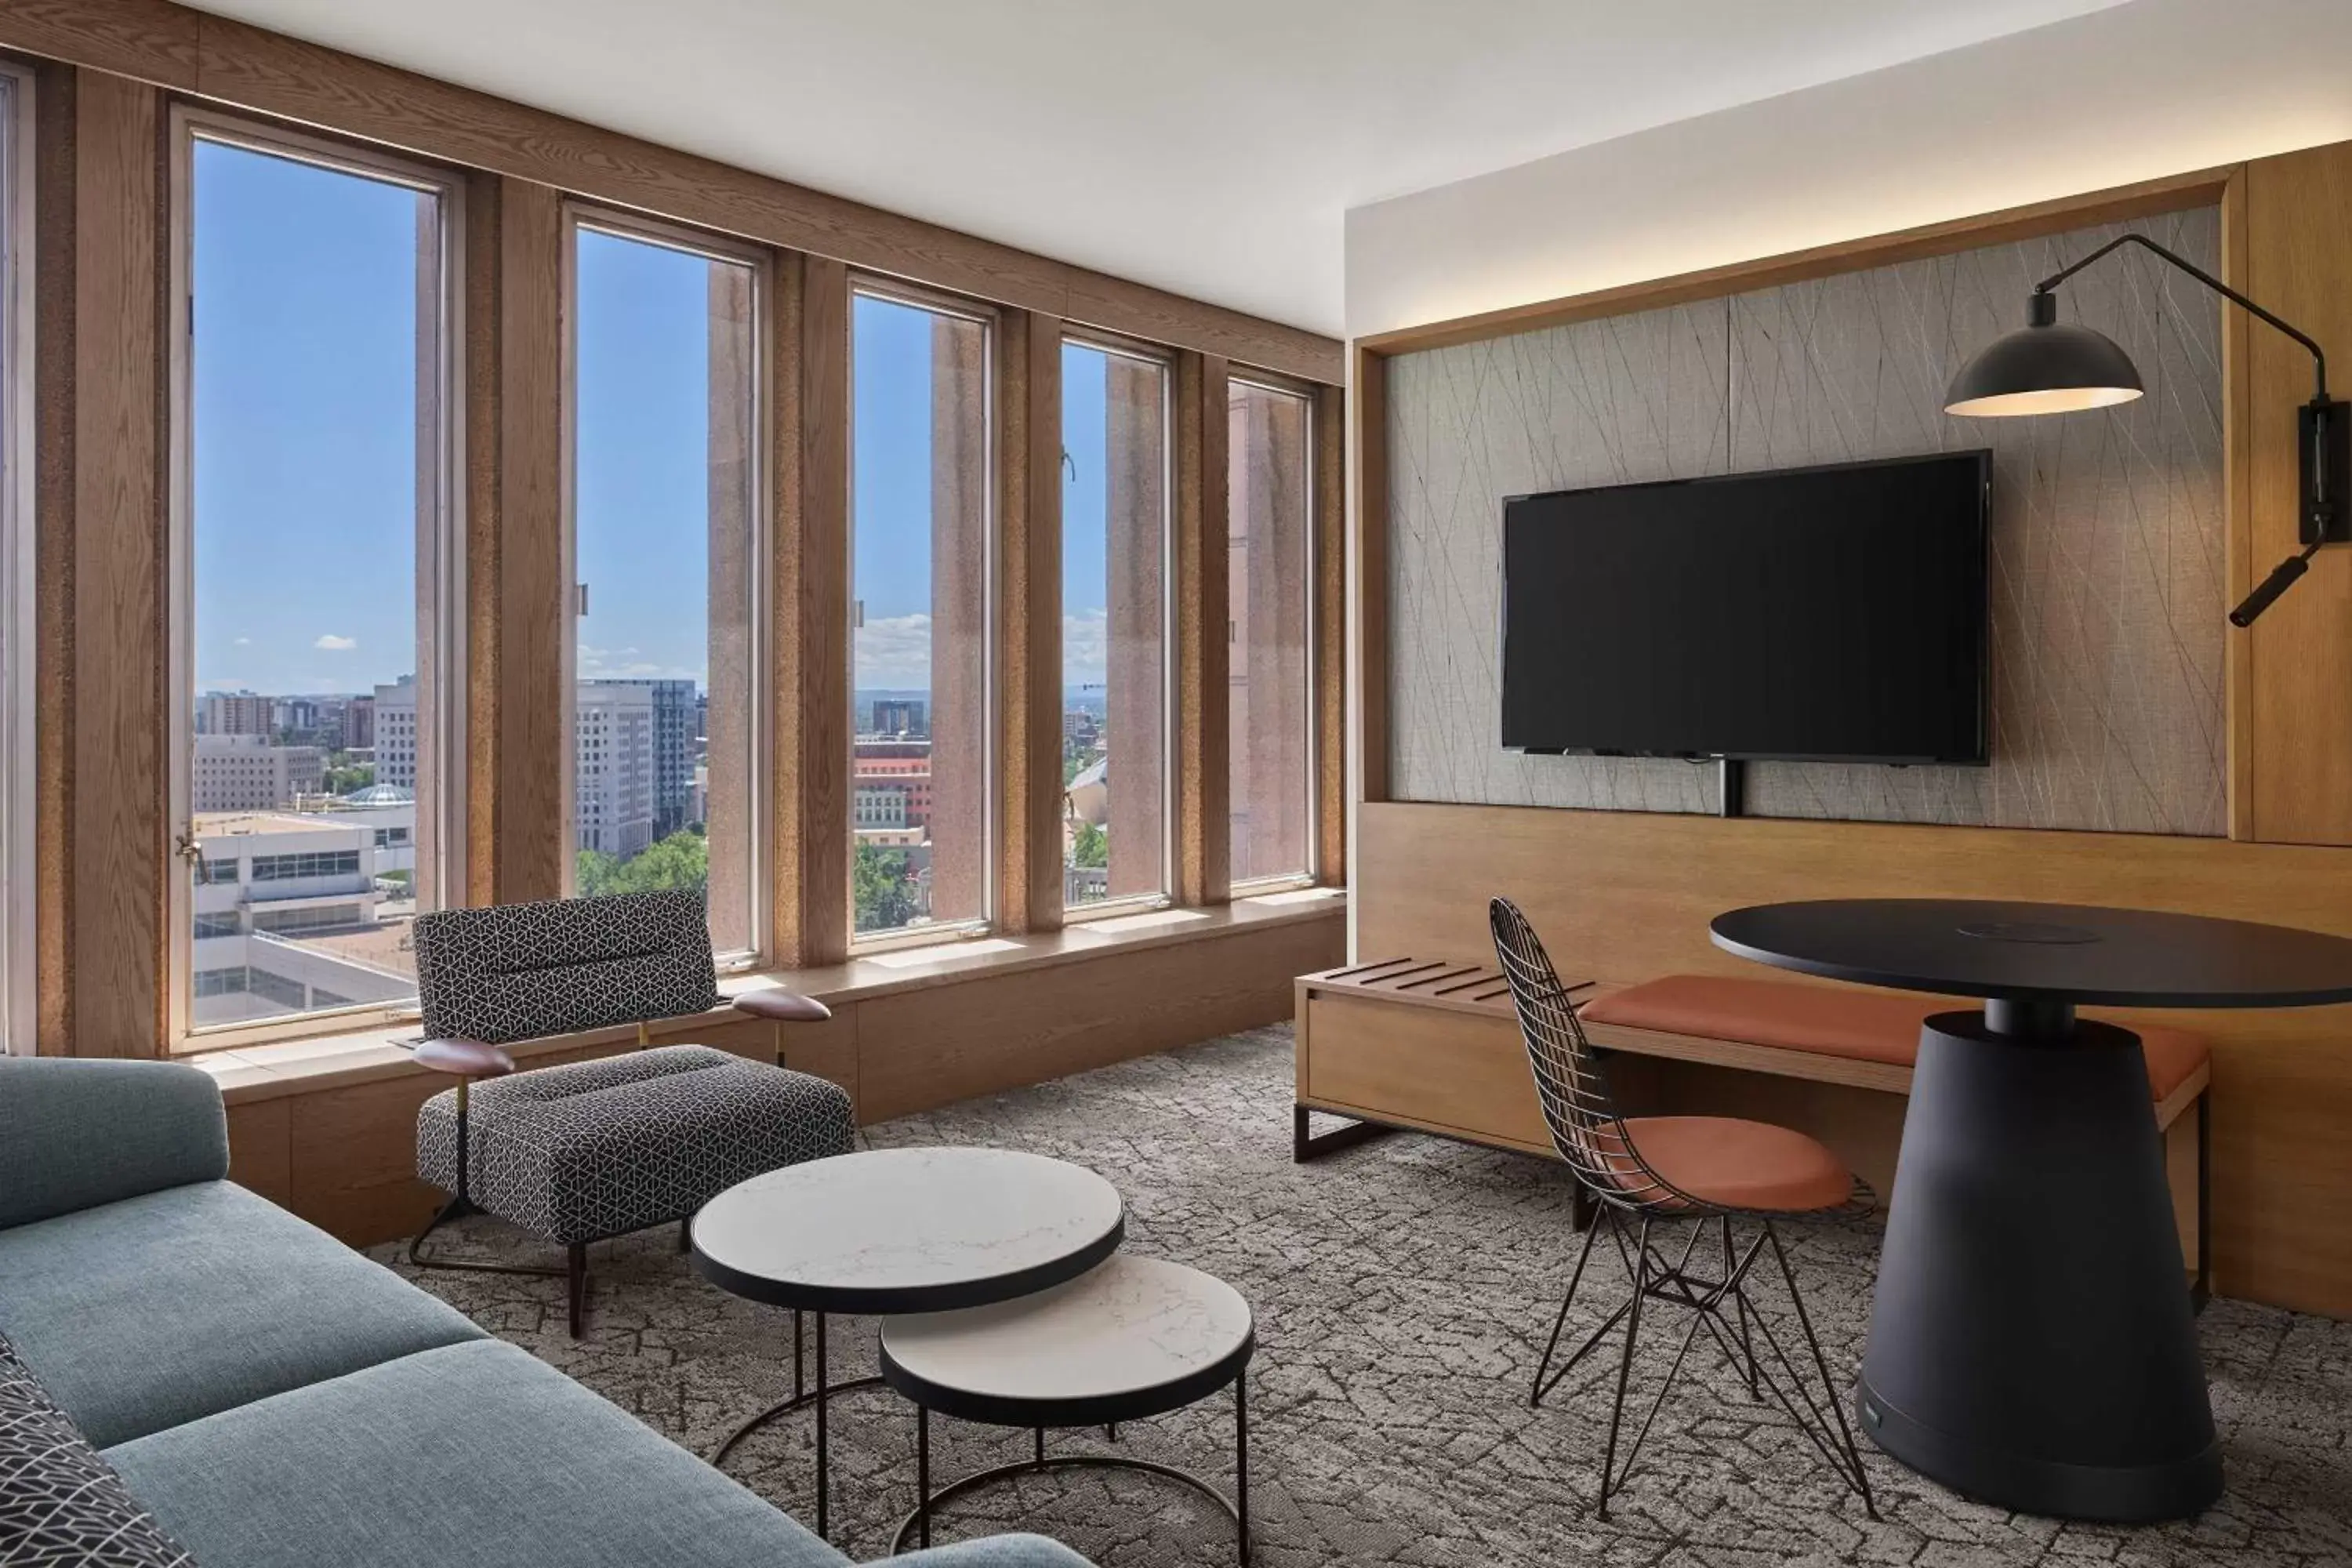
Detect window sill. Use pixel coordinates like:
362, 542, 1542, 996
191, 887, 1348, 1106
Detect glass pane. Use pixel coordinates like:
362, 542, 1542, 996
1061, 342, 1168, 909
187, 137, 444, 1029
851, 292, 991, 940
1228, 380, 1314, 884
568, 223, 759, 957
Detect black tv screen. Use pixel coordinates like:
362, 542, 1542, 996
1500, 452, 1991, 764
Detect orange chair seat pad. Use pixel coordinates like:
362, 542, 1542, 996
1577, 974, 2209, 1102
1595, 1115, 1853, 1213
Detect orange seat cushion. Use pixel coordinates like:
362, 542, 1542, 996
1579, 974, 2210, 1102
1606, 1116, 1853, 1213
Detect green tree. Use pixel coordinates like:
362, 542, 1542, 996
1072, 821, 1108, 869
853, 842, 916, 932
325, 759, 376, 795
576, 830, 709, 899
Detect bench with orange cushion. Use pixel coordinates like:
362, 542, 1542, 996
1577, 971, 2212, 1298
1577, 973, 2212, 1109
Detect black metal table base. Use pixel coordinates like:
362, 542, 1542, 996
1857, 1011, 2222, 1522
892, 1384, 1248, 1562
711, 1309, 891, 1542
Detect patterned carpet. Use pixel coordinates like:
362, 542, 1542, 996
373, 1025, 2352, 1566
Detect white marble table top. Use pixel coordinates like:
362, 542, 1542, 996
882, 1255, 1253, 1406
691, 1146, 1123, 1309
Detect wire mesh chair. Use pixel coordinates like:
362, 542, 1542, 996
1488, 897, 1878, 1520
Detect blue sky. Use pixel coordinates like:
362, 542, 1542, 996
196, 139, 1062, 702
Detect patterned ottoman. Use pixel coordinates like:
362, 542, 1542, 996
418, 1045, 854, 1251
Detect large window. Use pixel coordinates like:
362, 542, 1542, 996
564, 211, 763, 960
171, 118, 461, 1037
849, 285, 993, 942
1228, 378, 1316, 886
1061, 339, 1171, 912
0, 65, 26, 1055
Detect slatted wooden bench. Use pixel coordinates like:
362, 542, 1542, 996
1294, 960, 2211, 1297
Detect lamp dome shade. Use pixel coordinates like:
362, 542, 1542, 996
1945, 318, 2144, 418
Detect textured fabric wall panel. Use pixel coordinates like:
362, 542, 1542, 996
1386, 207, 2224, 834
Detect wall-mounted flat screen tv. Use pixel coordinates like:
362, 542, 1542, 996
1500, 452, 1991, 764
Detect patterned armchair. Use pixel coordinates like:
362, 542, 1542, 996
407, 891, 852, 1335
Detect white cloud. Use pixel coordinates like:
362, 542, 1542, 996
233, 637, 252, 647
314, 634, 358, 652
854, 612, 934, 684
1063, 608, 1108, 685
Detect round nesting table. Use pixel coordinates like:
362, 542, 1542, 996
1711, 898, 2352, 1523
880, 1255, 1255, 1561
691, 1147, 1125, 1541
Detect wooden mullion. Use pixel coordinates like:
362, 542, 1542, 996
1175, 350, 1231, 906
489, 176, 563, 904
997, 309, 1063, 933
779, 254, 850, 967
64, 68, 165, 1056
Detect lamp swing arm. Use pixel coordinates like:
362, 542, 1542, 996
2034, 232, 2328, 402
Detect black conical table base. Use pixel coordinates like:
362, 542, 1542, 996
1855, 1012, 2220, 1521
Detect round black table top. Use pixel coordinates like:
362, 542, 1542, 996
1710, 898, 2352, 1009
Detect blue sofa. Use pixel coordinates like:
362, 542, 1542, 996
0, 1057, 1091, 1568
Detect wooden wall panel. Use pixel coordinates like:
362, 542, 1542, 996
67, 69, 162, 1058
856, 912, 1341, 1123
2243, 140, 2352, 845
1357, 800, 2352, 1314
778, 256, 850, 966
223, 1097, 291, 1206
0, 0, 195, 89
0, 1, 1337, 383
490, 178, 564, 903
997, 310, 1063, 932
1175, 351, 1231, 905
2221, 169, 2253, 842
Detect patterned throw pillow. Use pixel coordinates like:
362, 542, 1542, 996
0, 1333, 196, 1567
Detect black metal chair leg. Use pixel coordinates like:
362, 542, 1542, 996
1726, 1214, 1760, 1396
1595, 1216, 1650, 1520
678, 1218, 692, 1254
1533, 1204, 1608, 1406
1764, 1221, 1878, 1521
567, 1242, 588, 1338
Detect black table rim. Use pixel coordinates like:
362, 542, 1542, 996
690, 1210, 1125, 1316
880, 1323, 1256, 1430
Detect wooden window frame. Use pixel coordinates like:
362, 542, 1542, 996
557, 201, 773, 969
0, 60, 30, 1055
1226, 365, 1322, 894
1058, 326, 1177, 923
845, 274, 1001, 955
163, 106, 469, 1051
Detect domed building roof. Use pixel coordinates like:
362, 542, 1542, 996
340, 784, 416, 806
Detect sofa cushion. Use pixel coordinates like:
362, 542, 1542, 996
0, 1181, 483, 1448
1578, 973, 2212, 1101
105, 1339, 848, 1568
0, 1332, 196, 1566
0, 1058, 228, 1232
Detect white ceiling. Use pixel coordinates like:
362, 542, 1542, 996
181, 0, 2133, 336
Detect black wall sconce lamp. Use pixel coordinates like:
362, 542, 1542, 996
1945, 232, 2344, 626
